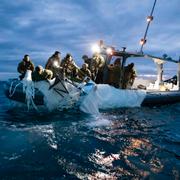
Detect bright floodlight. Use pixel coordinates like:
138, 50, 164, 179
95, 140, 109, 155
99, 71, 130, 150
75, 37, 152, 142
92, 44, 100, 53
106, 48, 113, 55
147, 16, 153, 22
53, 61, 59, 68
140, 38, 146, 45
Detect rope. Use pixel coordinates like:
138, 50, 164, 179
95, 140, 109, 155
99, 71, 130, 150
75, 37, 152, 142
9, 80, 22, 97
21, 70, 39, 111
22, 79, 39, 111
8, 77, 38, 111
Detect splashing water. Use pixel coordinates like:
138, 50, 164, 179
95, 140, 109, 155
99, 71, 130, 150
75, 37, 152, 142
87, 115, 111, 127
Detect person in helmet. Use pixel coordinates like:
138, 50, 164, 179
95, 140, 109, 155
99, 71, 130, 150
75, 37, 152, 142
61, 53, 79, 79
32, 65, 53, 81
45, 51, 61, 77
82, 55, 92, 70
17, 54, 35, 80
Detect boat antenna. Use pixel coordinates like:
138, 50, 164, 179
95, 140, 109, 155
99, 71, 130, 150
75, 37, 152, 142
139, 0, 157, 53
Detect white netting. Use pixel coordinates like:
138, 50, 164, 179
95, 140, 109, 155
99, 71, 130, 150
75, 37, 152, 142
22, 70, 38, 111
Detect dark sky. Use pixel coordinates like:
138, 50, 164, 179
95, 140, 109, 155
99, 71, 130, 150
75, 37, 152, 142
0, 0, 179, 80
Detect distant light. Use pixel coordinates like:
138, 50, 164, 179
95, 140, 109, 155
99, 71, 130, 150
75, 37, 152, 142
106, 48, 113, 55
53, 61, 59, 67
140, 38, 147, 45
147, 16, 153, 22
92, 44, 100, 53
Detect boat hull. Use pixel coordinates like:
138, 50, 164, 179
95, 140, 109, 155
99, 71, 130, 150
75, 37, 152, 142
142, 91, 180, 106
4, 79, 44, 105
4, 79, 180, 107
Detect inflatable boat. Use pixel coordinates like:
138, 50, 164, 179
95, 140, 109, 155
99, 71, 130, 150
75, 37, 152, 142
4, 71, 88, 111
4, 77, 180, 110
4, 42, 180, 112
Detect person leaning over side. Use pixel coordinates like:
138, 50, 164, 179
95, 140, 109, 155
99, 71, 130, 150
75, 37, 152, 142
82, 55, 92, 70
61, 53, 79, 79
78, 63, 92, 81
91, 52, 105, 83
17, 54, 35, 80
32, 65, 53, 82
45, 51, 61, 77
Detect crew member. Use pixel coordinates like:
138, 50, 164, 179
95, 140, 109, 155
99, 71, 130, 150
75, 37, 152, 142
91, 53, 105, 83
82, 55, 92, 69
123, 63, 137, 89
45, 51, 61, 77
61, 53, 79, 79
78, 63, 92, 80
32, 65, 53, 81
17, 54, 35, 80
107, 58, 121, 88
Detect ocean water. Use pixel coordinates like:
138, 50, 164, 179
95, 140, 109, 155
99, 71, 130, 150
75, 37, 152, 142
0, 81, 180, 179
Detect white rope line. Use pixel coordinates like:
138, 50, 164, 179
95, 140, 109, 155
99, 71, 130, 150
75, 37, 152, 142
9, 80, 22, 97
22, 79, 38, 111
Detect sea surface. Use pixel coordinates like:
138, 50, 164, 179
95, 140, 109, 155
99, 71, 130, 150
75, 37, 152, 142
0, 81, 180, 179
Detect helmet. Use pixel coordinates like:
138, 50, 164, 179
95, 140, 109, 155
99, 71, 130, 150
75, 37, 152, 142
65, 53, 72, 59
54, 51, 61, 55
36, 65, 43, 72
82, 55, 88, 59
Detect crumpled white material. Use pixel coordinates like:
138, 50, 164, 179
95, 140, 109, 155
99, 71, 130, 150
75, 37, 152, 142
80, 84, 146, 115
35, 80, 81, 111
22, 70, 37, 110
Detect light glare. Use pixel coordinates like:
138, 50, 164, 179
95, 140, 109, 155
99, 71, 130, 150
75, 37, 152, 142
92, 44, 100, 53
53, 61, 59, 67
106, 48, 113, 55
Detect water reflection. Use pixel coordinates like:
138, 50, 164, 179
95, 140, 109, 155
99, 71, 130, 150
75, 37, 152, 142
0, 84, 180, 179
85, 112, 178, 179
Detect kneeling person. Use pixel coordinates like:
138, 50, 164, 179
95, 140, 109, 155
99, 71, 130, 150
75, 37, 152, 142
32, 65, 53, 81
17, 54, 35, 80
78, 63, 92, 80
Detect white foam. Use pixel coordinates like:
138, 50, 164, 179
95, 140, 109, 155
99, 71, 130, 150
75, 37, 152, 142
87, 116, 111, 127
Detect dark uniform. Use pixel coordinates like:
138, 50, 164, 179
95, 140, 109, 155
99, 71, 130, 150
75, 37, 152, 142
17, 55, 35, 80
45, 51, 61, 77
123, 63, 137, 89
107, 58, 121, 88
32, 66, 53, 81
